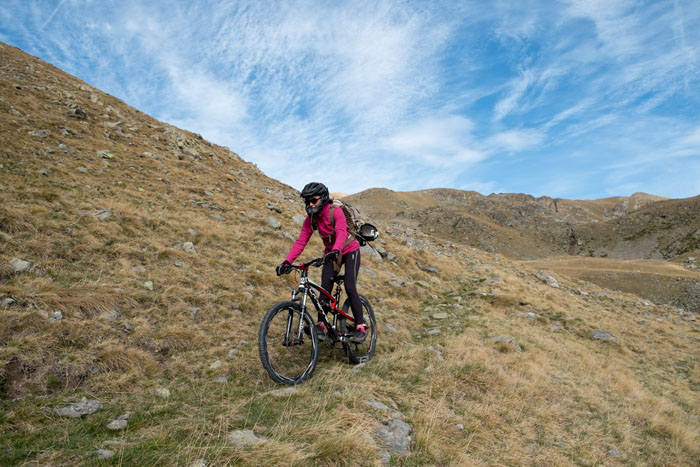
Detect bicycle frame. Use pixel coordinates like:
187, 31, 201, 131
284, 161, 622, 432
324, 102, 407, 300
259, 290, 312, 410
290, 259, 355, 343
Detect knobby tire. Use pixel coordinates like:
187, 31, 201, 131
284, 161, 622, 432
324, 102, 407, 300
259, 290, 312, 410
258, 301, 319, 385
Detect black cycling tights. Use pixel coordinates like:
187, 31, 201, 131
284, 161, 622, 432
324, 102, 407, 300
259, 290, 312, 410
320, 249, 363, 326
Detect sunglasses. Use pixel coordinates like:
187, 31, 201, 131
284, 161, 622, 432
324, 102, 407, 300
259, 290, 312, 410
304, 196, 321, 206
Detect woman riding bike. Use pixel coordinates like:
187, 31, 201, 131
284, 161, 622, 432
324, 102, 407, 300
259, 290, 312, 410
276, 182, 366, 343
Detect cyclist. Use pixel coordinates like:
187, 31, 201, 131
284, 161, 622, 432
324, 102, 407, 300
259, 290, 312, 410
276, 182, 366, 343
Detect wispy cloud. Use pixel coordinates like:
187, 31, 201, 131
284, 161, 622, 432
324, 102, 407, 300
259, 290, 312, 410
39, 0, 68, 31
382, 116, 485, 168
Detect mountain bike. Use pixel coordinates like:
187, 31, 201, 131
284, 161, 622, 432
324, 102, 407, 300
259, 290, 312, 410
258, 257, 377, 385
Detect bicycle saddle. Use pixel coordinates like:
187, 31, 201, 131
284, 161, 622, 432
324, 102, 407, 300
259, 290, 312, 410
332, 274, 345, 283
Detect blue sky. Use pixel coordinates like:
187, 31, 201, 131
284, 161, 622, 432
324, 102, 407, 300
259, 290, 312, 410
2, 0, 699, 199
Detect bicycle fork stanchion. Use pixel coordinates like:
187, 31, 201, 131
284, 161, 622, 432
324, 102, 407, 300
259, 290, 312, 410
283, 309, 302, 347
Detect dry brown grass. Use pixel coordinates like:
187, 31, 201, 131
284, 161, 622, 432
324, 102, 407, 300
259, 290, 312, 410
0, 42, 697, 466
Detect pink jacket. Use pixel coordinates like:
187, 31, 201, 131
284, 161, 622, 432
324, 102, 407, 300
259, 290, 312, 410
285, 203, 360, 264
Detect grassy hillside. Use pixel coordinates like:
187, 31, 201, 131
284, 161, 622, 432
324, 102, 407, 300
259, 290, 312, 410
1, 42, 699, 465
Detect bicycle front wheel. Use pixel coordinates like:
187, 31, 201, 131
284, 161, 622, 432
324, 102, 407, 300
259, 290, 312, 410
258, 301, 319, 385
340, 295, 376, 364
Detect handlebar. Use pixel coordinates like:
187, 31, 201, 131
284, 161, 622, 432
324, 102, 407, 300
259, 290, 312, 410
279, 257, 323, 275
296, 257, 324, 270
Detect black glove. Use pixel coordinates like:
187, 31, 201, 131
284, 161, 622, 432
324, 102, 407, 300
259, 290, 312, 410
276, 260, 292, 276
323, 249, 340, 265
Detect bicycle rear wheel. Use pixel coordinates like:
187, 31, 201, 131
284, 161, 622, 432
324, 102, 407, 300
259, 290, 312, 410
258, 301, 319, 385
339, 295, 376, 364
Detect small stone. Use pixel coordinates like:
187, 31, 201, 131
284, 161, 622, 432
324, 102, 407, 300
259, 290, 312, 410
143, 281, 154, 291
592, 329, 616, 341
536, 273, 560, 288
118, 412, 135, 421
227, 429, 266, 447
156, 387, 171, 398
10, 258, 33, 273
52, 311, 63, 320
54, 397, 102, 418
76, 166, 88, 173
431, 312, 449, 320
607, 448, 622, 457
191, 460, 208, 467
456, 424, 464, 431
173, 261, 185, 267
416, 261, 438, 273
215, 376, 229, 383
209, 360, 222, 370
429, 346, 444, 360
227, 348, 238, 357
1, 297, 16, 307
95, 449, 115, 459
68, 107, 87, 119
106, 419, 127, 431
183, 242, 196, 253
267, 216, 281, 229
132, 265, 146, 273
39, 167, 49, 176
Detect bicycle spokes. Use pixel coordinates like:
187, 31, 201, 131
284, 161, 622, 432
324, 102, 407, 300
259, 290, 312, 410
258, 303, 318, 385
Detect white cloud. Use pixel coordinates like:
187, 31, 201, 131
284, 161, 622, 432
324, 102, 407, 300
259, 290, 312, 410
165, 68, 248, 127
493, 69, 533, 120
486, 129, 543, 153
382, 116, 485, 168
671, 127, 700, 157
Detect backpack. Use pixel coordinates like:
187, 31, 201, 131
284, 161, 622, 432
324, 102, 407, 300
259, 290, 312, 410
311, 199, 378, 247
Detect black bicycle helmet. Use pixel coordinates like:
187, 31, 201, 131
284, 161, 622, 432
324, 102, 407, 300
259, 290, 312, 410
300, 182, 330, 216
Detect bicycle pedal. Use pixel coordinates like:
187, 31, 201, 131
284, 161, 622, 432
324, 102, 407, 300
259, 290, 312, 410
283, 337, 304, 347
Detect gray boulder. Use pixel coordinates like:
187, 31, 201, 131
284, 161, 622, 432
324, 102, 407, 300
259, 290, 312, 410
374, 419, 413, 456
